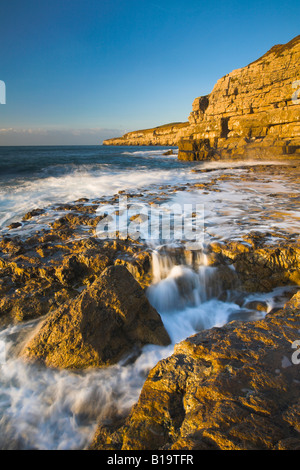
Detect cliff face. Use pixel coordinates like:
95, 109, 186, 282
180, 34, 300, 160
102, 122, 190, 146
103, 35, 300, 160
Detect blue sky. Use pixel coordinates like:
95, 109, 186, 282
0, 0, 299, 145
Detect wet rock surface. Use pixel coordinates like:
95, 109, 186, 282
207, 233, 300, 293
20, 265, 170, 369
90, 291, 300, 450
0, 204, 153, 328
0, 160, 300, 449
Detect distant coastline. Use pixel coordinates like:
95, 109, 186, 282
103, 35, 300, 162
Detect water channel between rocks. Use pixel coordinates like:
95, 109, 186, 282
0, 151, 299, 449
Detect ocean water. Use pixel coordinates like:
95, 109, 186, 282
0, 145, 191, 229
0, 145, 299, 449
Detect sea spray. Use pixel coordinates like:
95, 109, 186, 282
0, 245, 295, 449
147, 248, 227, 313
0, 334, 172, 450
0, 147, 299, 449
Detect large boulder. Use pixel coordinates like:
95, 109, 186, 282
20, 265, 171, 369
90, 291, 300, 450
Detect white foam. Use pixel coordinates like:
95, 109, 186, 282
0, 156, 299, 449
0, 165, 191, 229
0, 247, 296, 449
0, 321, 173, 450
121, 149, 178, 157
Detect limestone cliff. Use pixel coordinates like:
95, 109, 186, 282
102, 122, 189, 146
103, 35, 300, 160
179, 34, 300, 160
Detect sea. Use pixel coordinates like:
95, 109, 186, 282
0, 145, 299, 449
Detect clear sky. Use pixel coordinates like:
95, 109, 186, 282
0, 0, 299, 145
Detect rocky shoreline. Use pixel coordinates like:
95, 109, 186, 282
0, 161, 299, 449
90, 291, 300, 450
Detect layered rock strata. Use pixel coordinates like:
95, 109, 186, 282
103, 122, 189, 146
179, 35, 300, 161
103, 35, 300, 161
